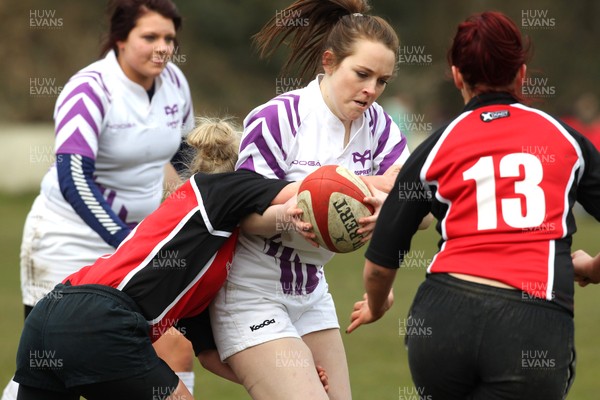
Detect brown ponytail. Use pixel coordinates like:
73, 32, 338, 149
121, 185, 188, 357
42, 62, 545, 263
254, 0, 399, 79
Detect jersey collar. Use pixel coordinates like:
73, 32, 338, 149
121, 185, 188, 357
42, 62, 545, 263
463, 92, 518, 112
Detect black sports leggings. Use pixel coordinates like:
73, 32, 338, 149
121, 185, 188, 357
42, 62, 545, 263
405, 274, 575, 400
17, 367, 178, 400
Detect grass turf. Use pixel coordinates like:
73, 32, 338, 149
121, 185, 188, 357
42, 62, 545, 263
0, 192, 598, 399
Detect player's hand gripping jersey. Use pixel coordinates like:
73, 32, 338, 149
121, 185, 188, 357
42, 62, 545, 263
367, 93, 600, 313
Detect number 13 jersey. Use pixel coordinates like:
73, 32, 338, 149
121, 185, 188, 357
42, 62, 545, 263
366, 92, 600, 313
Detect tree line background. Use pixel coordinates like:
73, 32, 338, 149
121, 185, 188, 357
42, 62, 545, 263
1, 0, 599, 131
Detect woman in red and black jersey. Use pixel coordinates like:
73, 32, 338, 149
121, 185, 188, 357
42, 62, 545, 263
12, 118, 328, 400
348, 11, 600, 400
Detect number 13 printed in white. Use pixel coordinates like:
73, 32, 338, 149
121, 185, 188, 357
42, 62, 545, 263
463, 153, 546, 230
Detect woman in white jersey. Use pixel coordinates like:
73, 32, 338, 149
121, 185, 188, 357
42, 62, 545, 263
209, 1, 409, 399
3, 1, 196, 398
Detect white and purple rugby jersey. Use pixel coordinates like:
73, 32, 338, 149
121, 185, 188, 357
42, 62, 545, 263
232, 75, 410, 295
40, 50, 193, 228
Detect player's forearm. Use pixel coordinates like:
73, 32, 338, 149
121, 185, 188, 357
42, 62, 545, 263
240, 204, 287, 237
271, 181, 300, 205
364, 259, 396, 318
362, 175, 394, 194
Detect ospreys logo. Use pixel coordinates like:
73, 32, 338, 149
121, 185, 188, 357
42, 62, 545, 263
480, 110, 510, 122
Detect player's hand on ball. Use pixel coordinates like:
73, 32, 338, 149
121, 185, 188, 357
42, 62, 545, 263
286, 202, 320, 248
357, 181, 387, 242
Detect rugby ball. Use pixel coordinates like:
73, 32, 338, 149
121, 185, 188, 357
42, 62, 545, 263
297, 165, 374, 253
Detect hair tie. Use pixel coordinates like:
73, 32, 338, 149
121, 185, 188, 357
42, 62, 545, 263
352, 13, 363, 17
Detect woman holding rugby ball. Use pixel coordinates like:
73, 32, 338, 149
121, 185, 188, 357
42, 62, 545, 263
209, 0, 410, 399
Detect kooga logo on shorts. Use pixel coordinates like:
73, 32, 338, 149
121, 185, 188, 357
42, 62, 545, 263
250, 319, 275, 332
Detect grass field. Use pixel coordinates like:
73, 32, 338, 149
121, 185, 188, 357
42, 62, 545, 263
0, 192, 598, 399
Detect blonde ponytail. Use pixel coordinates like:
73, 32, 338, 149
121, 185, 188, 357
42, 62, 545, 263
183, 117, 241, 177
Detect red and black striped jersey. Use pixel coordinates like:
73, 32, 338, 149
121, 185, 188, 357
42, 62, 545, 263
64, 170, 289, 342
366, 93, 600, 313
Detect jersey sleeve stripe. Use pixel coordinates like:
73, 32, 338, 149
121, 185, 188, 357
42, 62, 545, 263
70, 157, 110, 232
239, 121, 287, 179
237, 155, 256, 173
277, 94, 301, 134
377, 139, 407, 174
244, 105, 286, 156
368, 107, 378, 136
183, 103, 192, 125
190, 178, 233, 238
58, 154, 130, 243
546, 240, 556, 300
164, 65, 181, 88
372, 112, 393, 160
57, 82, 105, 117
56, 97, 101, 137
55, 127, 96, 159
74, 71, 111, 99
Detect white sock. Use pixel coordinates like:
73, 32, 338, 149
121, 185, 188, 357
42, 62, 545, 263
175, 371, 195, 395
1, 379, 19, 400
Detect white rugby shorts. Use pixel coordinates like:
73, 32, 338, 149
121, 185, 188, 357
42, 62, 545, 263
20, 195, 114, 306
209, 277, 340, 361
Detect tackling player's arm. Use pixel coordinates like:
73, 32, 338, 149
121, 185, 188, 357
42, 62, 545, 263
346, 260, 396, 333
239, 181, 304, 238
347, 133, 437, 333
